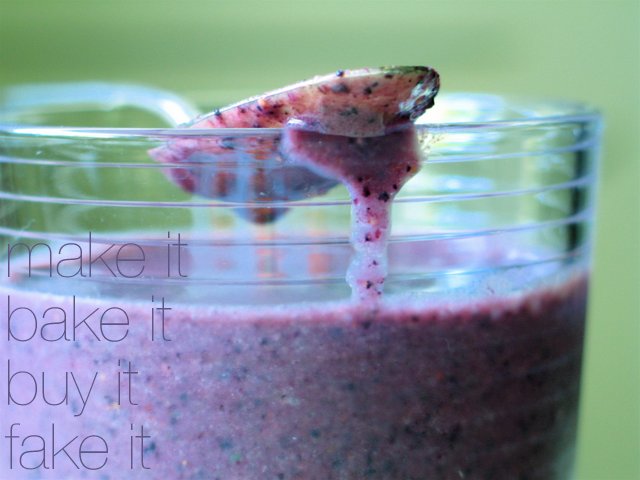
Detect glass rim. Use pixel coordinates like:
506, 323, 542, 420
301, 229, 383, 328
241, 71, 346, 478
0, 92, 602, 139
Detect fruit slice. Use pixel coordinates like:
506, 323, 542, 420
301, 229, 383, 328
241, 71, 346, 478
188, 65, 439, 134
149, 66, 440, 223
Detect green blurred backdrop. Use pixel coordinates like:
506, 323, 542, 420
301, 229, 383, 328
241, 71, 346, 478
1, 0, 638, 478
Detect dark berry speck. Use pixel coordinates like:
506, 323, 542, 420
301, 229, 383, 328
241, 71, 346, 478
218, 438, 234, 450
143, 441, 157, 454
331, 83, 350, 94
339, 106, 359, 116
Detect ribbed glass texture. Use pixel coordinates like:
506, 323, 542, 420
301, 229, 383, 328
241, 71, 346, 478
0, 93, 602, 480
0, 94, 601, 305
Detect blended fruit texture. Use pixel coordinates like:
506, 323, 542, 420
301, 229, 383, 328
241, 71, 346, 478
1, 67, 590, 479
0, 273, 587, 479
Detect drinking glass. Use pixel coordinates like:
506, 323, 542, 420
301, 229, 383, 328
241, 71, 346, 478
0, 89, 602, 479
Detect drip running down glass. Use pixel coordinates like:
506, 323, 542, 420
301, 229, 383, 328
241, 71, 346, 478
0, 91, 601, 479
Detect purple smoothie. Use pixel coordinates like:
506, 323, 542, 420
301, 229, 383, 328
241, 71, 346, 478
0, 270, 587, 479
1, 69, 589, 479
0, 126, 589, 477
280, 126, 421, 301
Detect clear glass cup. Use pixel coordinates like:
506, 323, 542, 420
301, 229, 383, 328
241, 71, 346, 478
0, 91, 602, 479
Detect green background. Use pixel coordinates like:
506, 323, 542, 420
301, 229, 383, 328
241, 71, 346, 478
1, 0, 638, 478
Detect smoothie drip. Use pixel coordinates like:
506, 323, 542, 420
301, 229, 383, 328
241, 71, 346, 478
280, 126, 421, 302
149, 66, 439, 299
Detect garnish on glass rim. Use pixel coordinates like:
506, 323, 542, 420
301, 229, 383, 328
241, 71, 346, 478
149, 66, 440, 223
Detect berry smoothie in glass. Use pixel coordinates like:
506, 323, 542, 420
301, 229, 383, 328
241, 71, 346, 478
0, 68, 601, 479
